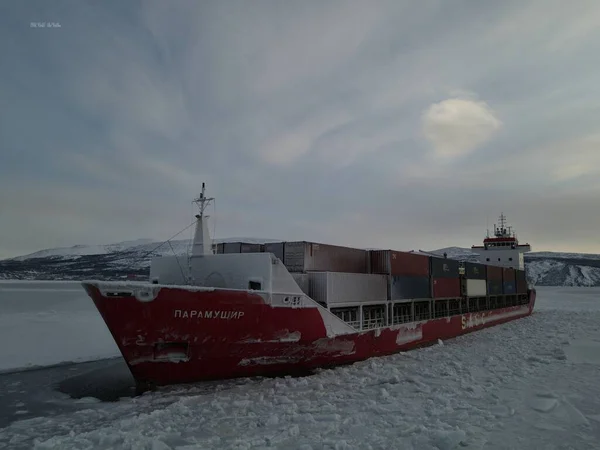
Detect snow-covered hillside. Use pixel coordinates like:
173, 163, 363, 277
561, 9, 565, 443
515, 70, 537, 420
427, 247, 600, 287
0, 238, 282, 281
526, 260, 600, 287
10, 237, 280, 261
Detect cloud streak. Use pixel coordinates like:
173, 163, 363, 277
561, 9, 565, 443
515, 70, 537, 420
2, 0, 600, 258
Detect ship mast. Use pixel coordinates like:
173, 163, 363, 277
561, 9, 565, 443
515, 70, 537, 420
190, 182, 214, 258
494, 212, 513, 238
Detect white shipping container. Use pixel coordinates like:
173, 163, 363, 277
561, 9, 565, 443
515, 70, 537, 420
308, 272, 388, 305
466, 279, 487, 297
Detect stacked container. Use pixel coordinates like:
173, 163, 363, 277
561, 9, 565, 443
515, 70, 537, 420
369, 250, 430, 276
515, 269, 527, 294
218, 242, 263, 254
389, 276, 431, 300
284, 241, 368, 274
465, 262, 487, 280
370, 250, 431, 300
486, 265, 503, 295
223, 242, 242, 253
240, 243, 261, 253
307, 272, 388, 305
463, 262, 487, 297
502, 267, 516, 294
291, 273, 310, 295
430, 257, 461, 298
264, 242, 285, 262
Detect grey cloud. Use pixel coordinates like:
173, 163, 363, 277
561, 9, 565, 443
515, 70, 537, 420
2, 0, 600, 258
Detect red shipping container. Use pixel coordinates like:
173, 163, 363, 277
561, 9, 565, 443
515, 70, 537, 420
284, 241, 368, 273
370, 250, 430, 277
516, 279, 528, 294
502, 267, 516, 284
516, 269, 528, 294
486, 265, 503, 281
432, 277, 461, 298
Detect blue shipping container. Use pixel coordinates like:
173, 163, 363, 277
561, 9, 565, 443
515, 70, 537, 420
430, 257, 460, 278
487, 280, 503, 295
389, 275, 431, 300
503, 281, 516, 295
464, 262, 487, 280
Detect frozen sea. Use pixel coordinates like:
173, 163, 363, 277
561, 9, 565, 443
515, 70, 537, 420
0, 281, 599, 449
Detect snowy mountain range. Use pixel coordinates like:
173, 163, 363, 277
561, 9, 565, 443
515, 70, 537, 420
2, 239, 600, 287
427, 246, 600, 287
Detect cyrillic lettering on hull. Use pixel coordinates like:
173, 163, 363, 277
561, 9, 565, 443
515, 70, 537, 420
174, 310, 245, 320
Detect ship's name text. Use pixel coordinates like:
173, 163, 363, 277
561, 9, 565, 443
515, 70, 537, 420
174, 310, 245, 320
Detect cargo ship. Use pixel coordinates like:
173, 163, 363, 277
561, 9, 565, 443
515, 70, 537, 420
82, 185, 536, 387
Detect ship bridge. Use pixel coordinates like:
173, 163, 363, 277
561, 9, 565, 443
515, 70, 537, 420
471, 213, 531, 270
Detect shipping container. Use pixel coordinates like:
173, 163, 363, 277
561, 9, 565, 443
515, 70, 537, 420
369, 250, 430, 277
291, 273, 310, 296
516, 269, 527, 294
487, 280, 503, 295
284, 241, 368, 273
308, 272, 388, 305
430, 257, 460, 278
464, 262, 487, 280
486, 265, 503, 281
264, 242, 285, 262
465, 279, 487, 297
389, 275, 431, 300
240, 243, 261, 253
432, 277, 461, 298
223, 242, 242, 253
502, 267, 516, 285
389, 251, 429, 277
503, 281, 516, 295
215, 243, 225, 254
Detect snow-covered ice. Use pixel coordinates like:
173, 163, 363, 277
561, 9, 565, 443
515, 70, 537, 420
0, 286, 599, 449
0, 281, 119, 372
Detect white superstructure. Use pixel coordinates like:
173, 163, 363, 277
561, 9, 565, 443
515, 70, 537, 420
472, 213, 531, 270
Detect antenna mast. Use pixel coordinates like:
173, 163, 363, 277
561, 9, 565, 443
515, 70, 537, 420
189, 182, 216, 277
193, 182, 214, 222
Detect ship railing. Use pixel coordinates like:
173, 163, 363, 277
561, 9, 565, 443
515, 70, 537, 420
362, 317, 386, 330
330, 292, 531, 331
390, 302, 412, 325
448, 299, 461, 316
434, 300, 449, 318
362, 304, 387, 330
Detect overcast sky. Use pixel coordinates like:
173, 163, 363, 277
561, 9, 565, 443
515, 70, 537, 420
2, 0, 600, 259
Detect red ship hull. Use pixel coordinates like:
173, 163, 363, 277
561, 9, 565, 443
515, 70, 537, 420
83, 283, 536, 387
